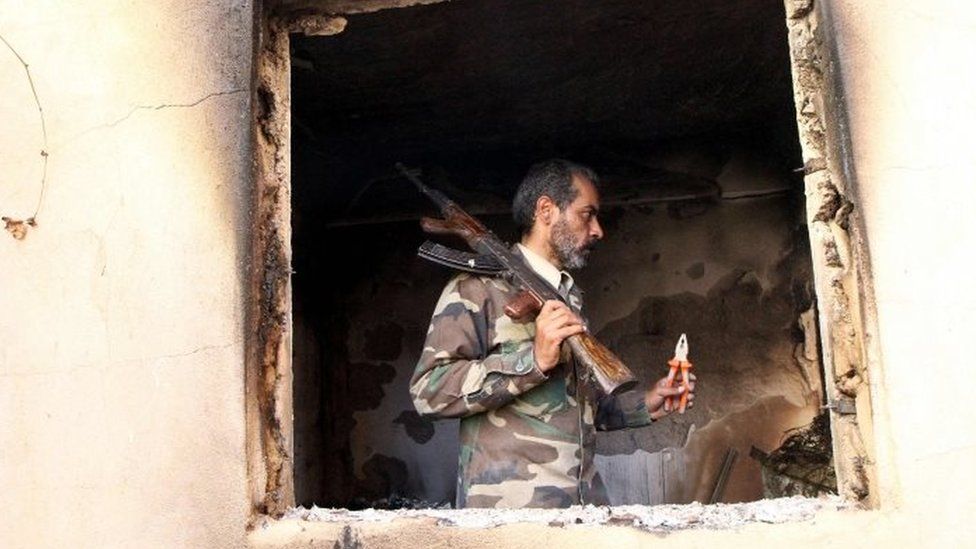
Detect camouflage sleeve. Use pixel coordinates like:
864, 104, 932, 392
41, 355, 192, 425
410, 273, 549, 418
595, 390, 653, 431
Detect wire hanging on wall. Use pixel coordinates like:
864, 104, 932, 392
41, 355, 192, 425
1, 33, 48, 240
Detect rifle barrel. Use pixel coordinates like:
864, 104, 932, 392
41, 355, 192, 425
396, 163, 454, 210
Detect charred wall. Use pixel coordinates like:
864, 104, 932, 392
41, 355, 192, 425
292, 140, 822, 507
287, 0, 822, 508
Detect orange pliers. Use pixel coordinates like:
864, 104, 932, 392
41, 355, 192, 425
665, 333, 693, 413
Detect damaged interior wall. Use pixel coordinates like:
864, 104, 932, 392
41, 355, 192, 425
589, 163, 823, 505
288, 0, 828, 508
292, 147, 824, 508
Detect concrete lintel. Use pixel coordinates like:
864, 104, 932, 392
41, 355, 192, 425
270, 0, 452, 18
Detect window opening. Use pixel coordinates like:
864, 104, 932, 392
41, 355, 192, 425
283, 0, 840, 511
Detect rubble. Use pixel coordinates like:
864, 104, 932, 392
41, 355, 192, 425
283, 496, 846, 532
752, 412, 838, 497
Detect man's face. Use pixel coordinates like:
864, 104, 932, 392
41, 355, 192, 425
549, 176, 604, 270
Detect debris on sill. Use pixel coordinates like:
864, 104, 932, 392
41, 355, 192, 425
278, 496, 846, 532
346, 494, 451, 511
751, 412, 838, 498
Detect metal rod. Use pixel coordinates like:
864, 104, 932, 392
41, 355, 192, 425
709, 447, 738, 504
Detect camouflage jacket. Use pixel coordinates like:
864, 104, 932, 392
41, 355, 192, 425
410, 255, 652, 508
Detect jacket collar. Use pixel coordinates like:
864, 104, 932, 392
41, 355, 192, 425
515, 243, 574, 294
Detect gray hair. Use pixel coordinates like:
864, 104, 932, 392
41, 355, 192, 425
512, 159, 599, 235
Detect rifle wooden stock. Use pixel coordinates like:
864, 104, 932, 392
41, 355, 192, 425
419, 216, 463, 237
566, 332, 638, 395
502, 290, 637, 395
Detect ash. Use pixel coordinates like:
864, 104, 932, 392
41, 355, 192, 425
284, 496, 846, 532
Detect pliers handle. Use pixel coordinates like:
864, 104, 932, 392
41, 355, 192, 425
665, 334, 692, 413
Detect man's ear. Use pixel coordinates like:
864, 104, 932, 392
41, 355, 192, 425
535, 195, 556, 225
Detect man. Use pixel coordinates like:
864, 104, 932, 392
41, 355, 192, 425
410, 159, 695, 508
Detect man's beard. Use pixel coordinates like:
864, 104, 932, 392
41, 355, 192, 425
550, 217, 594, 270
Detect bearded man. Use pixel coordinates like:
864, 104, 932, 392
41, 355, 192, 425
410, 159, 695, 508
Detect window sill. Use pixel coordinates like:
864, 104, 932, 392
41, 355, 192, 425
249, 496, 853, 547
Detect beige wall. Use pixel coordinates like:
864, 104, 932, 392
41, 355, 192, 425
0, 1, 253, 547
823, 0, 976, 521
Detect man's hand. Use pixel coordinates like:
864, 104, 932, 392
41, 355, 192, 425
533, 300, 585, 373
645, 373, 697, 420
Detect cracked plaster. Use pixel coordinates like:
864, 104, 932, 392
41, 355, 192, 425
0, 1, 254, 547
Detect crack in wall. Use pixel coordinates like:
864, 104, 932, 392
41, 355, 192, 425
60, 89, 248, 148
1, 33, 48, 240
0, 340, 242, 378
1, 34, 245, 241
102, 89, 247, 129
138, 341, 242, 362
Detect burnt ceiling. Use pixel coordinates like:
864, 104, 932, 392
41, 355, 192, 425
290, 0, 800, 220
292, 0, 795, 153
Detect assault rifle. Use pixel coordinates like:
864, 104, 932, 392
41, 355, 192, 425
397, 163, 638, 396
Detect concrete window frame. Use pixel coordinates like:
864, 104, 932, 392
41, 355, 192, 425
245, 0, 889, 527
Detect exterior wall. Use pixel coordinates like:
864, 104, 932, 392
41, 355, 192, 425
822, 0, 976, 519
0, 1, 254, 547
